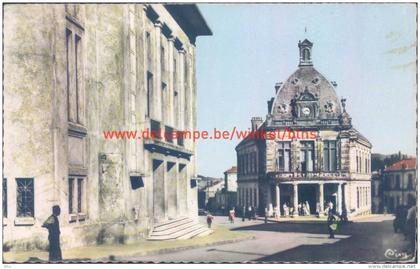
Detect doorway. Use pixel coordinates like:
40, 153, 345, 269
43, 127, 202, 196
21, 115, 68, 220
298, 184, 317, 214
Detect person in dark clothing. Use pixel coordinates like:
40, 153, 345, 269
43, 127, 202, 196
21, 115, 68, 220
206, 212, 214, 228
42, 205, 62, 262
327, 211, 337, 239
242, 206, 246, 222
247, 206, 252, 221
340, 209, 349, 223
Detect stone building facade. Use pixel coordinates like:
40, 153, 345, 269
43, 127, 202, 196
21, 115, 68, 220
236, 39, 372, 217
224, 166, 238, 192
214, 166, 238, 213
382, 158, 417, 213
3, 4, 211, 250
371, 171, 384, 213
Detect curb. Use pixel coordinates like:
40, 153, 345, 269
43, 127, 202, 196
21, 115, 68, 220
111, 233, 256, 262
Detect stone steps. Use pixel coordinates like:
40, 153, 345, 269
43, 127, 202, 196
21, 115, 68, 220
148, 217, 213, 241
153, 217, 192, 232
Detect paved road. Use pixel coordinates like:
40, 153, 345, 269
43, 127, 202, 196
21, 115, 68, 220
123, 215, 414, 263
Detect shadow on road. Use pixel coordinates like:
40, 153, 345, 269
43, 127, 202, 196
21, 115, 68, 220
232, 219, 415, 263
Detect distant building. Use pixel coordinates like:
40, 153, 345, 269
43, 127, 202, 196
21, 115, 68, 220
371, 170, 383, 213
236, 39, 372, 217
224, 166, 238, 192
214, 167, 238, 213
197, 175, 224, 210
382, 158, 416, 213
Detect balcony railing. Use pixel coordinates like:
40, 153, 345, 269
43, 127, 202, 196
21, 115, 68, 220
268, 171, 350, 181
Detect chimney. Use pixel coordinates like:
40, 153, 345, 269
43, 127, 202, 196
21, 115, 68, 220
251, 117, 263, 131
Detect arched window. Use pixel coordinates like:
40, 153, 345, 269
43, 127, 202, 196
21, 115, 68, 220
303, 48, 311, 61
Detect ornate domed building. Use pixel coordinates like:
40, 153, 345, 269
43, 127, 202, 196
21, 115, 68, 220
236, 39, 372, 217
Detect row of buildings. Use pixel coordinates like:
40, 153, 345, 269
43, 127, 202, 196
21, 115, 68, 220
4, 4, 211, 250
372, 158, 417, 213
197, 167, 238, 214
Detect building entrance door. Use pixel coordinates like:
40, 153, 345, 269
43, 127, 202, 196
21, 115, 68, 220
298, 184, 317, 214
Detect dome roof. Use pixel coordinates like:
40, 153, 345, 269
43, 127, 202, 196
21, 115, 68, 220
271, 66, 342, 120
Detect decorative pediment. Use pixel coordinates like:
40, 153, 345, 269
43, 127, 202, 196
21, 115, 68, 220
296, 87, 318, 101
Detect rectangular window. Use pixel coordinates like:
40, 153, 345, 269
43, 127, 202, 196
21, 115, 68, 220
3, 178, 7, 218
165, 126, 173, 143
323, 141, 337, 172
66, 25, 83, 125
146, 31, 152, 69
160, 46, 166, 79
277, 142, 291, 172
150, 119, 161, 139
75, 34, 81, 123
300, 141, 314, 172
77, 178, 83, 213
184, 54, 188, 89
66, 29, 72, 121
408, 174, 414, 190
16, 178, 34, 217
69, 177, 85, 215
69, 178, 75, 214
147, 72, 153, 117
357, 187, 360, 208
365, 159, 368, 174
356, 156, 359, 173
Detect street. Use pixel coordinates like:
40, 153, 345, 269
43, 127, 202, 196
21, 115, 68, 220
122, 215, 414, 263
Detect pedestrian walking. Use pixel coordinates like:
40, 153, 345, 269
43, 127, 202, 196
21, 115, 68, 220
206, 212, 214, 228
229, 208, 235, 223
248, 206, 252, 221
242, 206, 246, 222
327, 211, 337, 239
42, 205, 62, 262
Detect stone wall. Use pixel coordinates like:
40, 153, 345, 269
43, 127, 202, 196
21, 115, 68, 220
4, 3, 202, 250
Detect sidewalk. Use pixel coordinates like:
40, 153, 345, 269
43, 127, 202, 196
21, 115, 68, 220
3, 224, 254, 263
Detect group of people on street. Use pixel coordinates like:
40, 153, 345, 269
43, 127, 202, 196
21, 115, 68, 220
241, 206, 257, 221
297, 201, 311, 216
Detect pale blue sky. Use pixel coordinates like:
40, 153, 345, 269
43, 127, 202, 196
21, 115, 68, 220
195, 4, 417, 177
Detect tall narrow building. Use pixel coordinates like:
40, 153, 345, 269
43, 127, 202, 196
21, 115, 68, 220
3, 4, 211, 250
236, 39, 372, 217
